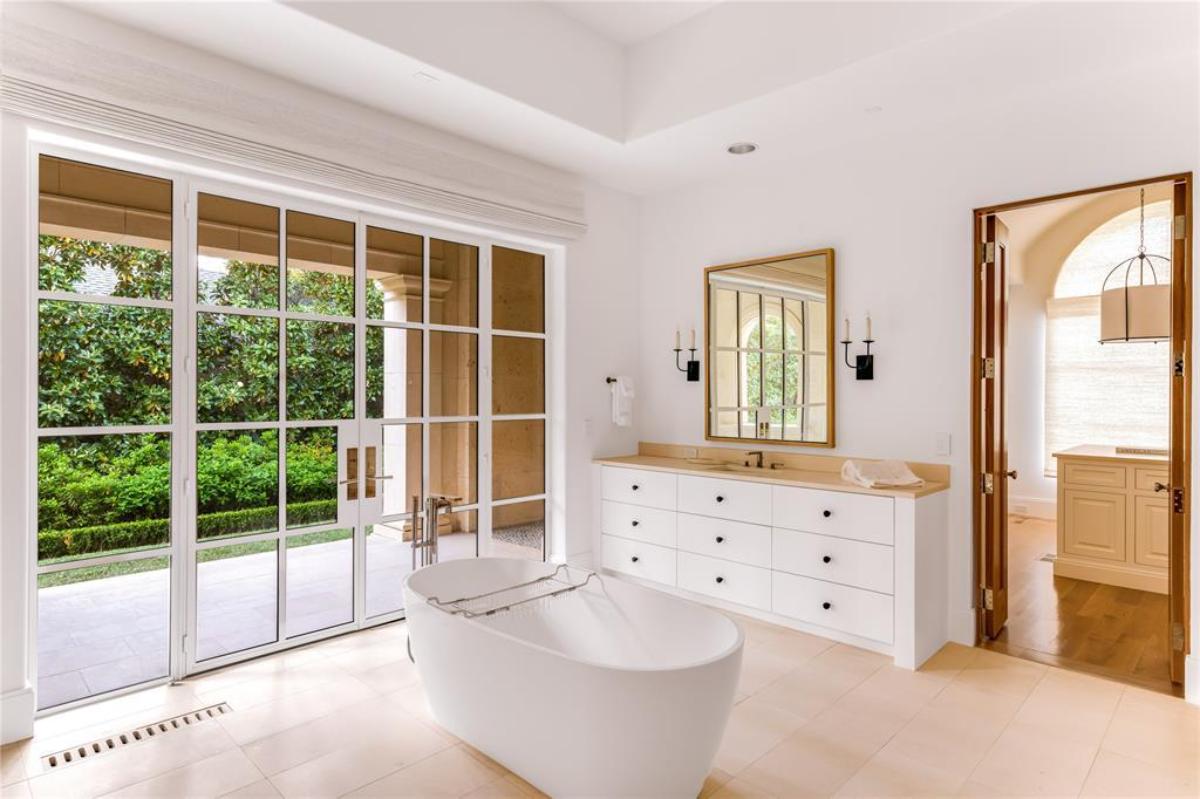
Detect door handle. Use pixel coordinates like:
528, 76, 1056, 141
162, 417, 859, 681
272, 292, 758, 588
1005, 470, 1018, 479
1154, 481, 1170, 492
344, 447, 358, 500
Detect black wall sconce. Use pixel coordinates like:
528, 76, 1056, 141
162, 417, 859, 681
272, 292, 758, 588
675, 327, 700, 382
840, 315, 875, 380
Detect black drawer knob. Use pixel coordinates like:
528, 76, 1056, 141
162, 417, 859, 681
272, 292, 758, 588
632, 484, 640, 491
822, 510, 832, 518
631, 520, 640, 527
716, 536, 725, 543
715, 576, 725, 584
716, 495, 725, 503
822, 555, 832, 564
822, 601, 832, 610
631, 556, 639, 563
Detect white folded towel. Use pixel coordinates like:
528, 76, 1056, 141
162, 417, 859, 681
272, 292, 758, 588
841, 459, 924, 488
610, 376, 634, 427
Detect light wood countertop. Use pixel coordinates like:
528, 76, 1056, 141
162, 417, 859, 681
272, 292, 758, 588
1053, 444, 1169, 466
594, 454, 949, 499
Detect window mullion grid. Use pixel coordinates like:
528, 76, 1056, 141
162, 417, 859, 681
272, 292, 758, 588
479, 245, 492, 557
352, 216, 366, 626
276, 205, 288, 643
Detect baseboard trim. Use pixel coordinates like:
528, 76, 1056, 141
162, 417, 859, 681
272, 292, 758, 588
1053, 556, 1168, 594
1, 684, 35, 744
1187, 654, 1199, 706
1008, 495, 1056, 520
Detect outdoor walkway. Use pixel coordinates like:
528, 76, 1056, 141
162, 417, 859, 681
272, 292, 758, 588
37, 530, 540, 709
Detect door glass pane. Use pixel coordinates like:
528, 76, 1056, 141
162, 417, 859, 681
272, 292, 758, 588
197, 313, 279, 423
367, 327, 422, 418
286, 427, 338, 529
436, 510, 478, 562
366, 522, 410, 618
197, 194, 279, 310
740, 293, 760, 348
286, 210, 355, 316
784, 299, 804, 350
713, 288, 737, 348
492, 246, 544, 333
38, 434, 170, 565
367, 226, 423, 322
429, 239, 478, 327
430, 422, 477, 505
286, 529, 353, 638
429, 332, 477, 416
37, 556, 170, 709
39, 300, 172, 428
493, 420, 544, 500
197, 430, 279, 541
196, 541, 278, 661
286, 320, 354, 420
764, 296, 783, 350
380, 424, 422, 517
764, 353, 784, 407
38, 155, 172, 300
493, 336, 543, 414
493, 500, 544, 561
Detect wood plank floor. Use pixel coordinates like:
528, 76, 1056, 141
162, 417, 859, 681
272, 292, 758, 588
981, 515, 1178, 696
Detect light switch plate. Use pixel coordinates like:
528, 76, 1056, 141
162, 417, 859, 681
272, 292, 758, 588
935, 433, 951, 456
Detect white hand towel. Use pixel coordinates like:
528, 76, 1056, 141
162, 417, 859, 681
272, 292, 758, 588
611, 376, 635, 427
840, 459, 924, 488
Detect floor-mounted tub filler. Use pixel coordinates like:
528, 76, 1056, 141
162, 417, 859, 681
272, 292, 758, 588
404, 558, 744, 798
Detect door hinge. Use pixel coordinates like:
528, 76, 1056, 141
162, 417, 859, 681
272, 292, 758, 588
979, 241, 995, 265
981, 587, 995, 611
1173, 487, 1185, 514
1174, 356, 1185, 378
1172, 621, 1185, 652
1174, 214, 1186, 240
981, 472, 995, 495
982, 357, 996, 380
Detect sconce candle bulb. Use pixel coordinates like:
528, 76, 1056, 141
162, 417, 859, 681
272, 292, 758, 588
840, 316, 876, 381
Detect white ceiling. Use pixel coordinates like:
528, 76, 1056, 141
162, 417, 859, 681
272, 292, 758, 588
550, 1, 718, 45
56, 2, 1200, 197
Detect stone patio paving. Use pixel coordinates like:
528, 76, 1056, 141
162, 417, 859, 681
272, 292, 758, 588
37, 529, 540, 709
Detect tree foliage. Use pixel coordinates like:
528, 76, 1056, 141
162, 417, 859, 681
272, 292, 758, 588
37, 234, 386, 549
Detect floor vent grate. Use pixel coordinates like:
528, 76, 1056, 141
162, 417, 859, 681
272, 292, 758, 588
40, 702, 232, 770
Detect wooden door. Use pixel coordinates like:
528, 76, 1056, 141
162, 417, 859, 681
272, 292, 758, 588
978, 215, 1010, 638
1169, 179, 1191, 684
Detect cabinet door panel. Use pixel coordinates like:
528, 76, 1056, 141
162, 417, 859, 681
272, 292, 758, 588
1062, 489, 1126, 562
1133, 496, 1170, 569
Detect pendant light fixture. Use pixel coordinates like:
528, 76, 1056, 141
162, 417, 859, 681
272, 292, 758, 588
1099, 188, 1170, 343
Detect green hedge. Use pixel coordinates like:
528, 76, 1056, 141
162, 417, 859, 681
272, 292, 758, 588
38, 499, 339, 562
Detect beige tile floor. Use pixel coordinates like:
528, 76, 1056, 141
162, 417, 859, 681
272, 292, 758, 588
2, 612, 1197, 798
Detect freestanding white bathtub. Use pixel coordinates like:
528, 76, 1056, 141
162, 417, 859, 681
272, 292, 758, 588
403, 557, 743, 798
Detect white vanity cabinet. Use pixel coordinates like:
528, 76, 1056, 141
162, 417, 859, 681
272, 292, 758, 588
594, 461, 950, 670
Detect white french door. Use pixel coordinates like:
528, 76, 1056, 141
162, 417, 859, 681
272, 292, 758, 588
33, 144, 550, 711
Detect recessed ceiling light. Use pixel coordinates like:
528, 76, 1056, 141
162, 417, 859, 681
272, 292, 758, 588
727, 142, 758, 155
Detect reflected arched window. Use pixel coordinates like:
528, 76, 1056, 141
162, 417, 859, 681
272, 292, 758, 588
1044, 200, 1171, 474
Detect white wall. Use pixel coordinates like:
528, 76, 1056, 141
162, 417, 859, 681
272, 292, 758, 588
563, 183, 643, 563
634, 43, 1199, 648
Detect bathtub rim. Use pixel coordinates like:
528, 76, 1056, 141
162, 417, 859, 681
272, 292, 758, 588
403, 557, 745, 674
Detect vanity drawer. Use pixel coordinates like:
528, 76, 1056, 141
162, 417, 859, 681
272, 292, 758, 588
602, 535, 676, 587
678, 474, 772, 525
771, 486, 894, 545
601, 467, 677, 510
1061, 462, 1126, 489
601, 501, 677, 548
1133, 467, 1169, 493
772, 571, 894, 644
677, 551, 772, 611
773, 528, 894, 595
677, 513, 771, 568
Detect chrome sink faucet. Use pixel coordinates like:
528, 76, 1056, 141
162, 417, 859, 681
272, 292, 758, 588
744, 450, 765, 468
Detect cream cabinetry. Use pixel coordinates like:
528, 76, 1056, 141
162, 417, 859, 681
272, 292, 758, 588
594, 460, 950, 670
1054, 446, 1168, 594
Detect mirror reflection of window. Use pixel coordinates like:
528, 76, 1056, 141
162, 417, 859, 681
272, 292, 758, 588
707, 250, 832, 445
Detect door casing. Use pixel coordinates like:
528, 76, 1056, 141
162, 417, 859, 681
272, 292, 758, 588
971, 173, 1193, 689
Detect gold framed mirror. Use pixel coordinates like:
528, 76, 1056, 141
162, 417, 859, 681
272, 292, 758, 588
705, 248, 835, 447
